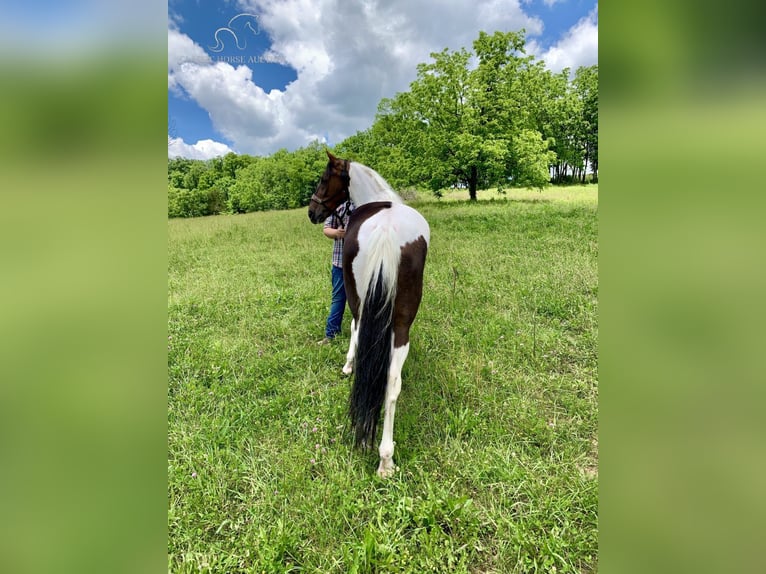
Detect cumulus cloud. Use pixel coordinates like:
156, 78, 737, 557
169, 0, 586, 157
168, 27, 212, 93
168, 137, 234, 160
538, 6, 598, 73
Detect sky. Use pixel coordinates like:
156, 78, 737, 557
168, 0, 598, 160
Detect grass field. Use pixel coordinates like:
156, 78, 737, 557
168, 185, 598, 573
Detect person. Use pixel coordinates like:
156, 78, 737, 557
318, 199, 355, 345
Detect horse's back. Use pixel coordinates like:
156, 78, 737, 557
355, 202, 429, 251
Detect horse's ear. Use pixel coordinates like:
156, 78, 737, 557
326, 149, 337, 162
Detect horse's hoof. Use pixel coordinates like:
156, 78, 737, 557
342, 363, 353, 375
377, 463, 396, 478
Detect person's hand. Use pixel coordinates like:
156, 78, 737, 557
336, 228, 346, 239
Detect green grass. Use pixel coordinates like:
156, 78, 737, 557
406, 184, 598, 205
168, 185, 598, 573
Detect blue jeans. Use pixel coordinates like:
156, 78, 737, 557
325, 265, 347, 338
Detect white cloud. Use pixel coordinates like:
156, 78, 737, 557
169, 0, 545, 156
538, 6, 598, 73
168, 27, 211, 71
168, 137, 234, 160
168, 27, 212, 94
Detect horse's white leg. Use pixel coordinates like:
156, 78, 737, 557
342, 319, 357, 375
377, 342, 409, 478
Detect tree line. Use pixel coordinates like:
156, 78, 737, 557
168, 143, 328, 218
168, 30, 597, 217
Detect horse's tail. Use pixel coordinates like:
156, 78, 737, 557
349, 228, 400, 448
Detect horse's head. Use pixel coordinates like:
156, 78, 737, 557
308, 151, 351, 223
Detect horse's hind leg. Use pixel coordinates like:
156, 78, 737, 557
342, 319, 358, 375
377, 341, 409, 477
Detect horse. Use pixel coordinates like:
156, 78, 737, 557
308, 151, 430, 477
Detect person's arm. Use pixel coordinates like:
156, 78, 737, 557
323, 212, 345, 239
323, 227, 345, 240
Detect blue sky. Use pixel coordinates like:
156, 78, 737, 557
168, 0, 598, 159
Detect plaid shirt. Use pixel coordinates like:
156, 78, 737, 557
324, 200, 355, 268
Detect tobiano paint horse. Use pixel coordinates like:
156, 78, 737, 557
308, 152, 430, 477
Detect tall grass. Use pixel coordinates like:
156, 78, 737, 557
168, 186, 598, 573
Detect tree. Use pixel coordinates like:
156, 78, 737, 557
510, 129, 556, 189
286, 140, 329, 206
543, 68, 584, 183
573, 65, 598, 182
168, 185, 208, 218
179, 161, 205, 190
221, 152, 253, 180
370, 30, 556, 199
227, 158, 269, 213
375, 46, 490, 199
168, 157, 194, 188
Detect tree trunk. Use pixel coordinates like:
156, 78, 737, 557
468, 165, 478, 201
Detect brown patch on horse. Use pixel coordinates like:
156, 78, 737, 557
393, 236, 428, 348
341, 201, 393, 321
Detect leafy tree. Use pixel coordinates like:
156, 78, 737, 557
204, 175, 233, 215
287, 140, 329, 205
337, 106, 421, 191
221, 152, 253, 179
510, 129, 557, 189
197, 166, 219, 191
168, 185, 208, 218
543, 68, 584, 183
181, 161, 207, 190
371, 30, 556, 199
227, 158, 267, 213
379, 46, 482, 198
334, 129, 379, 169
168, 157, 194, 188
573, 65, 598, 182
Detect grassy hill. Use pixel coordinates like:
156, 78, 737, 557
168, 186, 598, 572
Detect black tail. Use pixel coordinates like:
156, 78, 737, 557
349, 269, 394, 447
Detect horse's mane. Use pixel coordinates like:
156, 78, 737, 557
348, 163, 402, 205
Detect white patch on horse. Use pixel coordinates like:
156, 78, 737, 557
352, 218, 400, 320
351, 204, 429, 319
377, 341, 409, 478
343, 319, 358, 375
